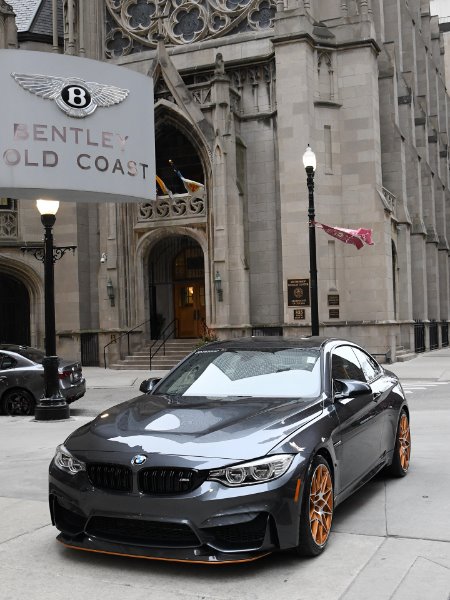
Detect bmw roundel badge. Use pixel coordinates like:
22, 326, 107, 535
131, 454, 147, 466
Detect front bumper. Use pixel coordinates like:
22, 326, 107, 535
49, 455, 307, 564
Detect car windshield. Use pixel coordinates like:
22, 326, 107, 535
16, 347, 45, 364
156, 348, 322, 398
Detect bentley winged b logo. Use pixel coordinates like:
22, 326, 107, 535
11, 72, 129, 118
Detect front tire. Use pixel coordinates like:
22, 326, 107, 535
1, 389, 35, 416
387, 409, 411, 477
296, 455, 334, 557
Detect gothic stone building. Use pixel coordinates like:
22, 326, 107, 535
1, 0, 450, 366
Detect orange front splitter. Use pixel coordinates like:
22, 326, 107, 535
58, 538, 271, 565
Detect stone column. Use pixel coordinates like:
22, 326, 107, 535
273, 14, 316, 331
80, 0, 104, 60
210, 57, 250, 331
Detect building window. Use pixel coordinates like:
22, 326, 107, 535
0, 198, 18, 239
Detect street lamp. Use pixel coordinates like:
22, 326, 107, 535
22, 200, 76, 420
302, 145, 319, 336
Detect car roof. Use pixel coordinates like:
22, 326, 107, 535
0, 344, 39, 352
200, 336, 341, 351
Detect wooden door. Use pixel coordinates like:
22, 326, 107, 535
174, 282, 206, 338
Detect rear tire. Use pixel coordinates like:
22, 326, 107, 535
1, 389, 35, 416
387, 409, 411, 477
296, 455, 334, 557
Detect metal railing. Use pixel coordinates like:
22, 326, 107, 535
429, 320, 439, 350
414, 320, 426, 353
442, 322, 449, 347
103, 318, 151, 368
149, 319, 178, 370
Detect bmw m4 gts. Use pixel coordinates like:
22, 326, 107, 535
49, 337, 410, 564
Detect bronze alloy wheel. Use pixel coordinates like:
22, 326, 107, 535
309, 463, 333, 547
398, 413, 411, 472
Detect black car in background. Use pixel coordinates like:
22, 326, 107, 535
0, 344, 86, 415
49, 337, 410, 563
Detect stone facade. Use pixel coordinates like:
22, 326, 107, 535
1, 0, 450, 365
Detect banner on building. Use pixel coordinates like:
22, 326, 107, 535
0, 50, 155, 203
314, 222, 374, 250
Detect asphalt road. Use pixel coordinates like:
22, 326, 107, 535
1, 354, 450, 600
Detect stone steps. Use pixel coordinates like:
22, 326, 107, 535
109, 339, 199, 371
395, 347, 417, 363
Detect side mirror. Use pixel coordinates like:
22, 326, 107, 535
334, 379, 371, 401
139, 377, 162, 394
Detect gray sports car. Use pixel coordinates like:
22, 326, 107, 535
0, 345, 86, 416
49, 337, 410, 564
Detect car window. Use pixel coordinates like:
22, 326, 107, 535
0, 354, 17, 370
331, 346, 365, 382
156, 348, 322, 398
351, 347, 381, 382
15, 347, 44, 364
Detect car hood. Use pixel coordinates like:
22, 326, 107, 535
66, 394, 323, 460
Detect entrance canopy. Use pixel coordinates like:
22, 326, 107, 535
0, 50, 155, 203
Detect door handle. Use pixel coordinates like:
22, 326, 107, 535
372, 391, 381, 402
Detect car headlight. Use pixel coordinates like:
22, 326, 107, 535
208, 454, 294, 487
54, 444, 86, 475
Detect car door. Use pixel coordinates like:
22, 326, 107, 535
0, 352, 17, 396
331, 345, 384, 492
351, 347, 398, 459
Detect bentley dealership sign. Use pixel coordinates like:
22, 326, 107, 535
0, 50, 155, 203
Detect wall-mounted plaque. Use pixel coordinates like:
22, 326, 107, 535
329, 309, 340, 319
288, 278, 310, 307
328, 294, 340, 306
293, 309, 305, 320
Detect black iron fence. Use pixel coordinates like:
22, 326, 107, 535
414, 320, 425, 353
81, 332, 99, 366
429, 320, 439, 350
442, 322, 449, 347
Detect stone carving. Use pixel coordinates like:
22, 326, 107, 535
105, 0, 276, 56
0, 0, 14, 15
0, 209, 17, 238
153, 58, 275, 114
139, 194, 206, 221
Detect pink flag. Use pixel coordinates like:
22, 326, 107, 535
314, 222, 374, 250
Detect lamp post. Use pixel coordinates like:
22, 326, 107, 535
22, 200, 76, 420
302, 145, 319, 336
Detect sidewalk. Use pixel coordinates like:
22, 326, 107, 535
82, 367, 169, 388
388, 347, 450, 381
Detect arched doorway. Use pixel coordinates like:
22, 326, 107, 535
0, 273, 30, 344
148, 236, 205, 339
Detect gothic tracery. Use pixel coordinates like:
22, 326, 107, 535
105, 0, 276, 57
